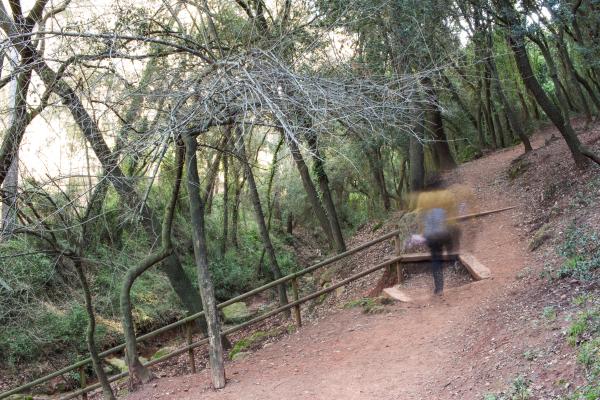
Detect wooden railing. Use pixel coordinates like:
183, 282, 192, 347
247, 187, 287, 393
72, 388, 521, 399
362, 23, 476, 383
1, 228, 405, 400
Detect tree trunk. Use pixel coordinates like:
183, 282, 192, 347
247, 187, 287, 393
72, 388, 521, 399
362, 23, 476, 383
1, 150, 18, 237
121, 143, 184, 387
517, 88, 531, 121
257, 137, 285, 277
476, 101, 487, 149
183, 135, 226, 389
235, 127, 289, 309
286, 213, 293, 235
573, 68, 600, 115
506, 30, 588, 168
74, 261, 116, 399
483, 68, 498, 149
493, 107, 506, 148
1, 47, 23, 238
221, 152, 229, 256
231, 167, 244, 249
486, 34, 532, 152
441, 73, 479, 131
422, 78, 457, 170
305, 132, 346, 253
366, 145, 391, 211
556, 43, 592, 123
0, 72, 31, 230
528, 89, 542, 120
555, 31, 600, 116
409, 118, 425, 192
283, 132, 334, 244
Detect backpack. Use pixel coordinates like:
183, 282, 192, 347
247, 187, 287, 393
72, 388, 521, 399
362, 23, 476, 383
423, 207, 448, 240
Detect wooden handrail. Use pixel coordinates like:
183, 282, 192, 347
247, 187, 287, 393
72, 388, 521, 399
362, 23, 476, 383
450, 206, 516, 222
59, 254, 404, 400
1, 227, 404, 399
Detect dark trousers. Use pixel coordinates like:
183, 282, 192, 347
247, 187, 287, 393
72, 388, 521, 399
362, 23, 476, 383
426, 228, 458, 294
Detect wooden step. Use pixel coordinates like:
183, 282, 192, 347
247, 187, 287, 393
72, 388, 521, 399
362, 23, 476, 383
382, 286, 413, 302
458, 253, 491, 280
398, 252, 459, 263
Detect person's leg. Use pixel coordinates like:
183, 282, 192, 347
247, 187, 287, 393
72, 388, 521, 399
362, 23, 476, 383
428, 240, 444, 294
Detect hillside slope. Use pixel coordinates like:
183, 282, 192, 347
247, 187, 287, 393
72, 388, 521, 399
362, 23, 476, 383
126, 121, 600, 400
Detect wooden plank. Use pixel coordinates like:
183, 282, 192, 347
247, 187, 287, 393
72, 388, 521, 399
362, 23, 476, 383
459, 253, 491, 280
382, 286, 413, 302
398, 252, 459, 263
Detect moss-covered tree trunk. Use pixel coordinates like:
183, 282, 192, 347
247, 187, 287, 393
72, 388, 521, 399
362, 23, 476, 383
184, 135, 226, 389
305, 132, 346, 253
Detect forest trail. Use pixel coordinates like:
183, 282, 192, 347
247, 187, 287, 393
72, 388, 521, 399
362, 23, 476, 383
127, 133, 549, 400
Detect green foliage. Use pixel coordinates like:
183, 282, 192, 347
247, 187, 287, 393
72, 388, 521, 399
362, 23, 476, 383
563, 299, 600, 399
523, 349, 537, 361
456, 144, 481, 163
542, 306, 557, 321
567, 310, 599, 346
484, 376, 532, 400
0, 302, 106, 367
557, 223, 600, 281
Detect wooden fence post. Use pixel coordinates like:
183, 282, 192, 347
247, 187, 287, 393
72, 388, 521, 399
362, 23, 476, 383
79, 366, 87, 400
291, 278, 302, 327
394, 227, 403, 284
186, 322, 196, 373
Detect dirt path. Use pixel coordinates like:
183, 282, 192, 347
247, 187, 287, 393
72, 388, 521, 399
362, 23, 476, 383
127, 136, 551, 400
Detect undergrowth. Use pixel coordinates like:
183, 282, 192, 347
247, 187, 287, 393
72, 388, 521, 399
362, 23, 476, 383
484, 375, 532, 400
563, 295, 600, 399
556, 222, 600, 281
0, 208, 299, 371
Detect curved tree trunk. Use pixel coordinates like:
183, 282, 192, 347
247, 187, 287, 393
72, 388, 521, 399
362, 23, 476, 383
120, 143, 185, 387
74, 261, 116, 399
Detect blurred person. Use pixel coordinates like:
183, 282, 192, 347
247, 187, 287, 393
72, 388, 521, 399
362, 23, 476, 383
410, 176, 462, 295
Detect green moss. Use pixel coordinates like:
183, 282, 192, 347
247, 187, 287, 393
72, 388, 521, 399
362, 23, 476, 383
507, 157, 529, 180
343, 297, 386, 314
228, 328, 284, 360
222, 302, 255, 324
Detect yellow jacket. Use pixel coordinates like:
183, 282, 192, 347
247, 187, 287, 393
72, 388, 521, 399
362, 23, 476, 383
415, 190, 458, 232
